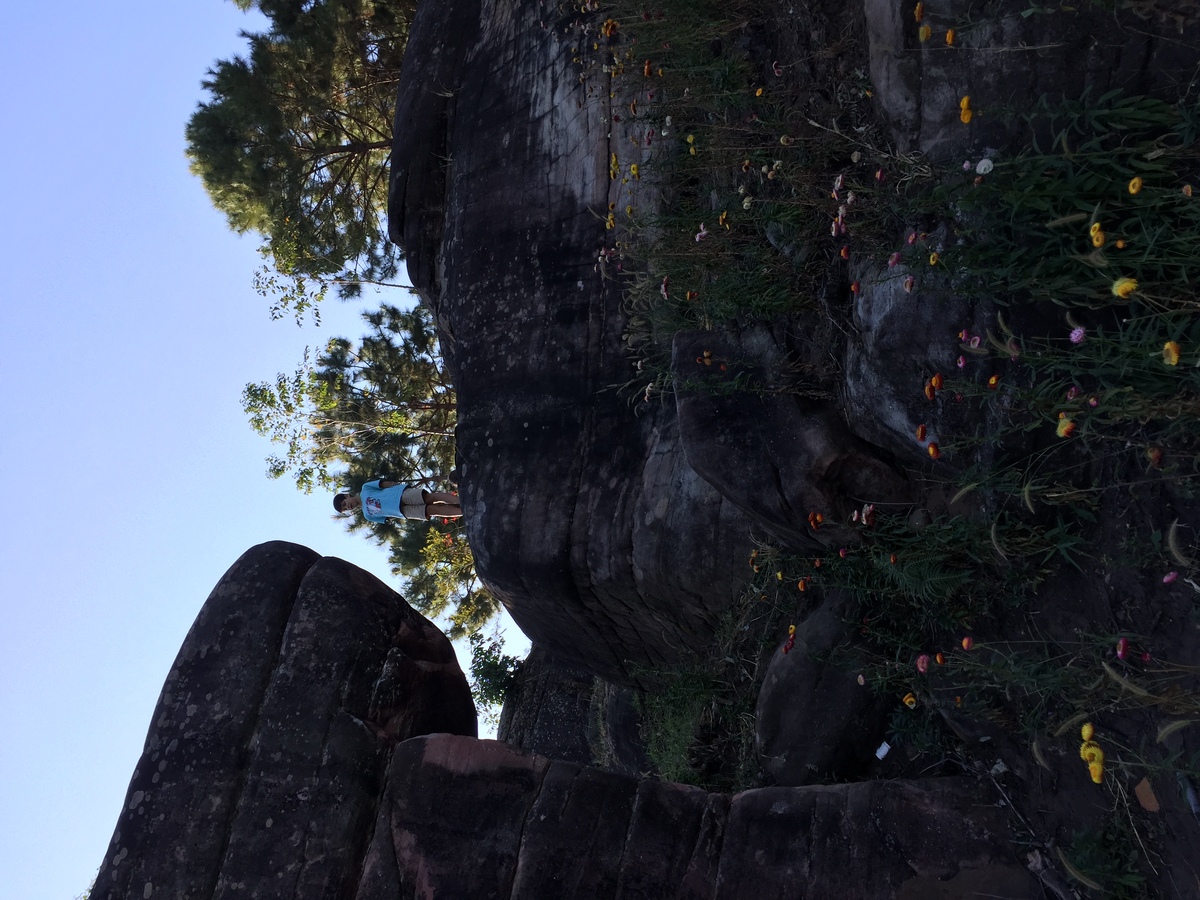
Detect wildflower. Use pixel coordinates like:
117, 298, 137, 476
1164, 571, 1179, 584
813, 558, 822, 568
660, 276, 669, 299
600, 18, 619, 37
695, 223, 708, 242
1115, 239, 1126, 249
875, 168, 885, 183
629, 163, 640, 179
857, 673, 866, 685
987, 374, 1000, 389
798, 578, 807, 591
643, 59, 652, 77
1066, 386, 1080, 400
959, 95, 971, 110
1128, 176, 1143, 195
935, 652, 945, 665
719, 211, 729, 229
1089, 761, 1104, 783
902, 692, 918, 709
976, 158, 994, 175
918, 24, 932, 40
888, 251, 902, 268
963, 159, 973, 172
956, 355, 965, 369
1056, 413, 1076, 438
916, 423, 927, 442
1146, 446, 1163, 468
743, 197, 753, 210
605, 212, 616, 229
1111, 277, 1138, 299
839, 245, 850, 260
839, 547, 848, 558
755, 87, 764, 97
850, 281, 861, 293
686, 133, 694, 144
914, 2, 924, 22
1069, 326, 1086, 344
689, 146, 697, 156
1081, 722, 1094, 741
1089, 222, 1102, 237
945, 28, 956, 45
1091, 229, 1105, 248
961, 636, 974, 650
916, 654, 930, 674
780, 135, 795, 146
904, 275, 915, 292
1163, 340, 1181, 366
1185, 184, 1194, 197
970, 336, 981, 349
782, 624, 796, 654
924, 380, 936, 401
907, 231, 918, 245
960, 107, 973, 124
685, 290, 699, 302
929, 251, 940, 265
931, 373, 944, 390
776, 571, 783, 580
1116, 636, 1130, 660
927, 442, 941, 459
889, 553, 897, 564
773, 60, 783, 77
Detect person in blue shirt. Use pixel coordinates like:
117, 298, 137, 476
333, 479, 462, 521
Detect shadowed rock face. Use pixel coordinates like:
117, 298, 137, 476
387, 0, 916, 685
93, 542, 476, 900
98, 547, 1037, 900
356, 733, 1035, 900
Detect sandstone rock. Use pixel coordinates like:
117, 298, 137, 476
94, 542, 475, 900
355, 733, 1037, 899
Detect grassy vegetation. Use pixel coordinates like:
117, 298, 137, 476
573, 0, 1200, 891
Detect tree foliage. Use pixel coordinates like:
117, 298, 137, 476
186, 0, 414, 295
242, 302, 499, 630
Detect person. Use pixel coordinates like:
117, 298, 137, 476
333, 479, 462, 521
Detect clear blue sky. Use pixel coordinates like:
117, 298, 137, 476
0, 4, 526, 897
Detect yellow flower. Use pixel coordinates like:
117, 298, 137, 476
918, 24, 932, 41
686, 134, 695, 144
1089, 222, 1102, 237
945, 28, 956, 45
1056, 413, 1076, 438
959, 95, 971, 110
1111, 277, 1138, 299
1089, 760, 1105, 783
1080, 740, 1103, 764
1185, 184, 1194, 197
1081, 722, 1095, 741
689, 146, 697, 156
625, 205, 634, 217
755, 87, 764, 97
1091, 230, 1105, 248
1115, 239, 1126, 249
1163, 340, 1181, 366
914, 1, 924, 21
960, 107, 973, 124
1128, 176, 1143, 195
902, 692, 918, 708
629, 163, 640, 179
605, 212, 616, 229
929, 252, 940, 265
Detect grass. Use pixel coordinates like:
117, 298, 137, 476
574, 0, 1200, 891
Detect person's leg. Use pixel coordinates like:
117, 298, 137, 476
423, 490, 459, 505
425, 504, 463, 519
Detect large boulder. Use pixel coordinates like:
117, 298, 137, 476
93, 542, 476, 900
355, 733, 1036, 899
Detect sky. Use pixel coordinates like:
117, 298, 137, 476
0, 4, 527, 897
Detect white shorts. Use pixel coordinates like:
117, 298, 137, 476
400, 487, 427, 520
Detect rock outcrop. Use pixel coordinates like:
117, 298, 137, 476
93, 542, 476, 900
99, 547, 1036, 899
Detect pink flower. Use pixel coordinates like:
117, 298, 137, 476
907, 231, 918, 246
1116, 637, 1130, 660
1141, 651, 1152, 663
773, 60, 783, 77
969, 336, 981, 349
695, 223, 708, 242
903, 275, 915, 293
1070, 326, 1086, 344
659, 276, 669, 299
1066, 386, 1079, 400
1164, 571, 1179, 584
956, 355, 965, 369
916, 654, 931, 674
888, 251, 902, 268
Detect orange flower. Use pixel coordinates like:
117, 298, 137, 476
889, 553, 897, 565
916, 423, 927, 442
914, 2, 924, 21
902, 692, 918, 709
987, 374, 1000, 390
924, 380, 936, 401
1164, 341, 1181, 366
644, 59, 652, 77
960, 107, 973, 124
935, 652, 945, 665
1056, 413, 1076, 438
927, 442, 941, 459
931, 373, 944, 390
945, 28, 955, 45
961, 636, 974, 650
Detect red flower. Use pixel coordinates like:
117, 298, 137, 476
1116, 637, 1129, 660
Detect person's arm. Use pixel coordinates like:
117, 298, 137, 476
378, 480, 402, 489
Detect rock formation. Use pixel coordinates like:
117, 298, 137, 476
93, 542, 476, 900
98, 545, 1036, 899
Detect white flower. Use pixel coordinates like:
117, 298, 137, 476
975, 158, 994, 175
